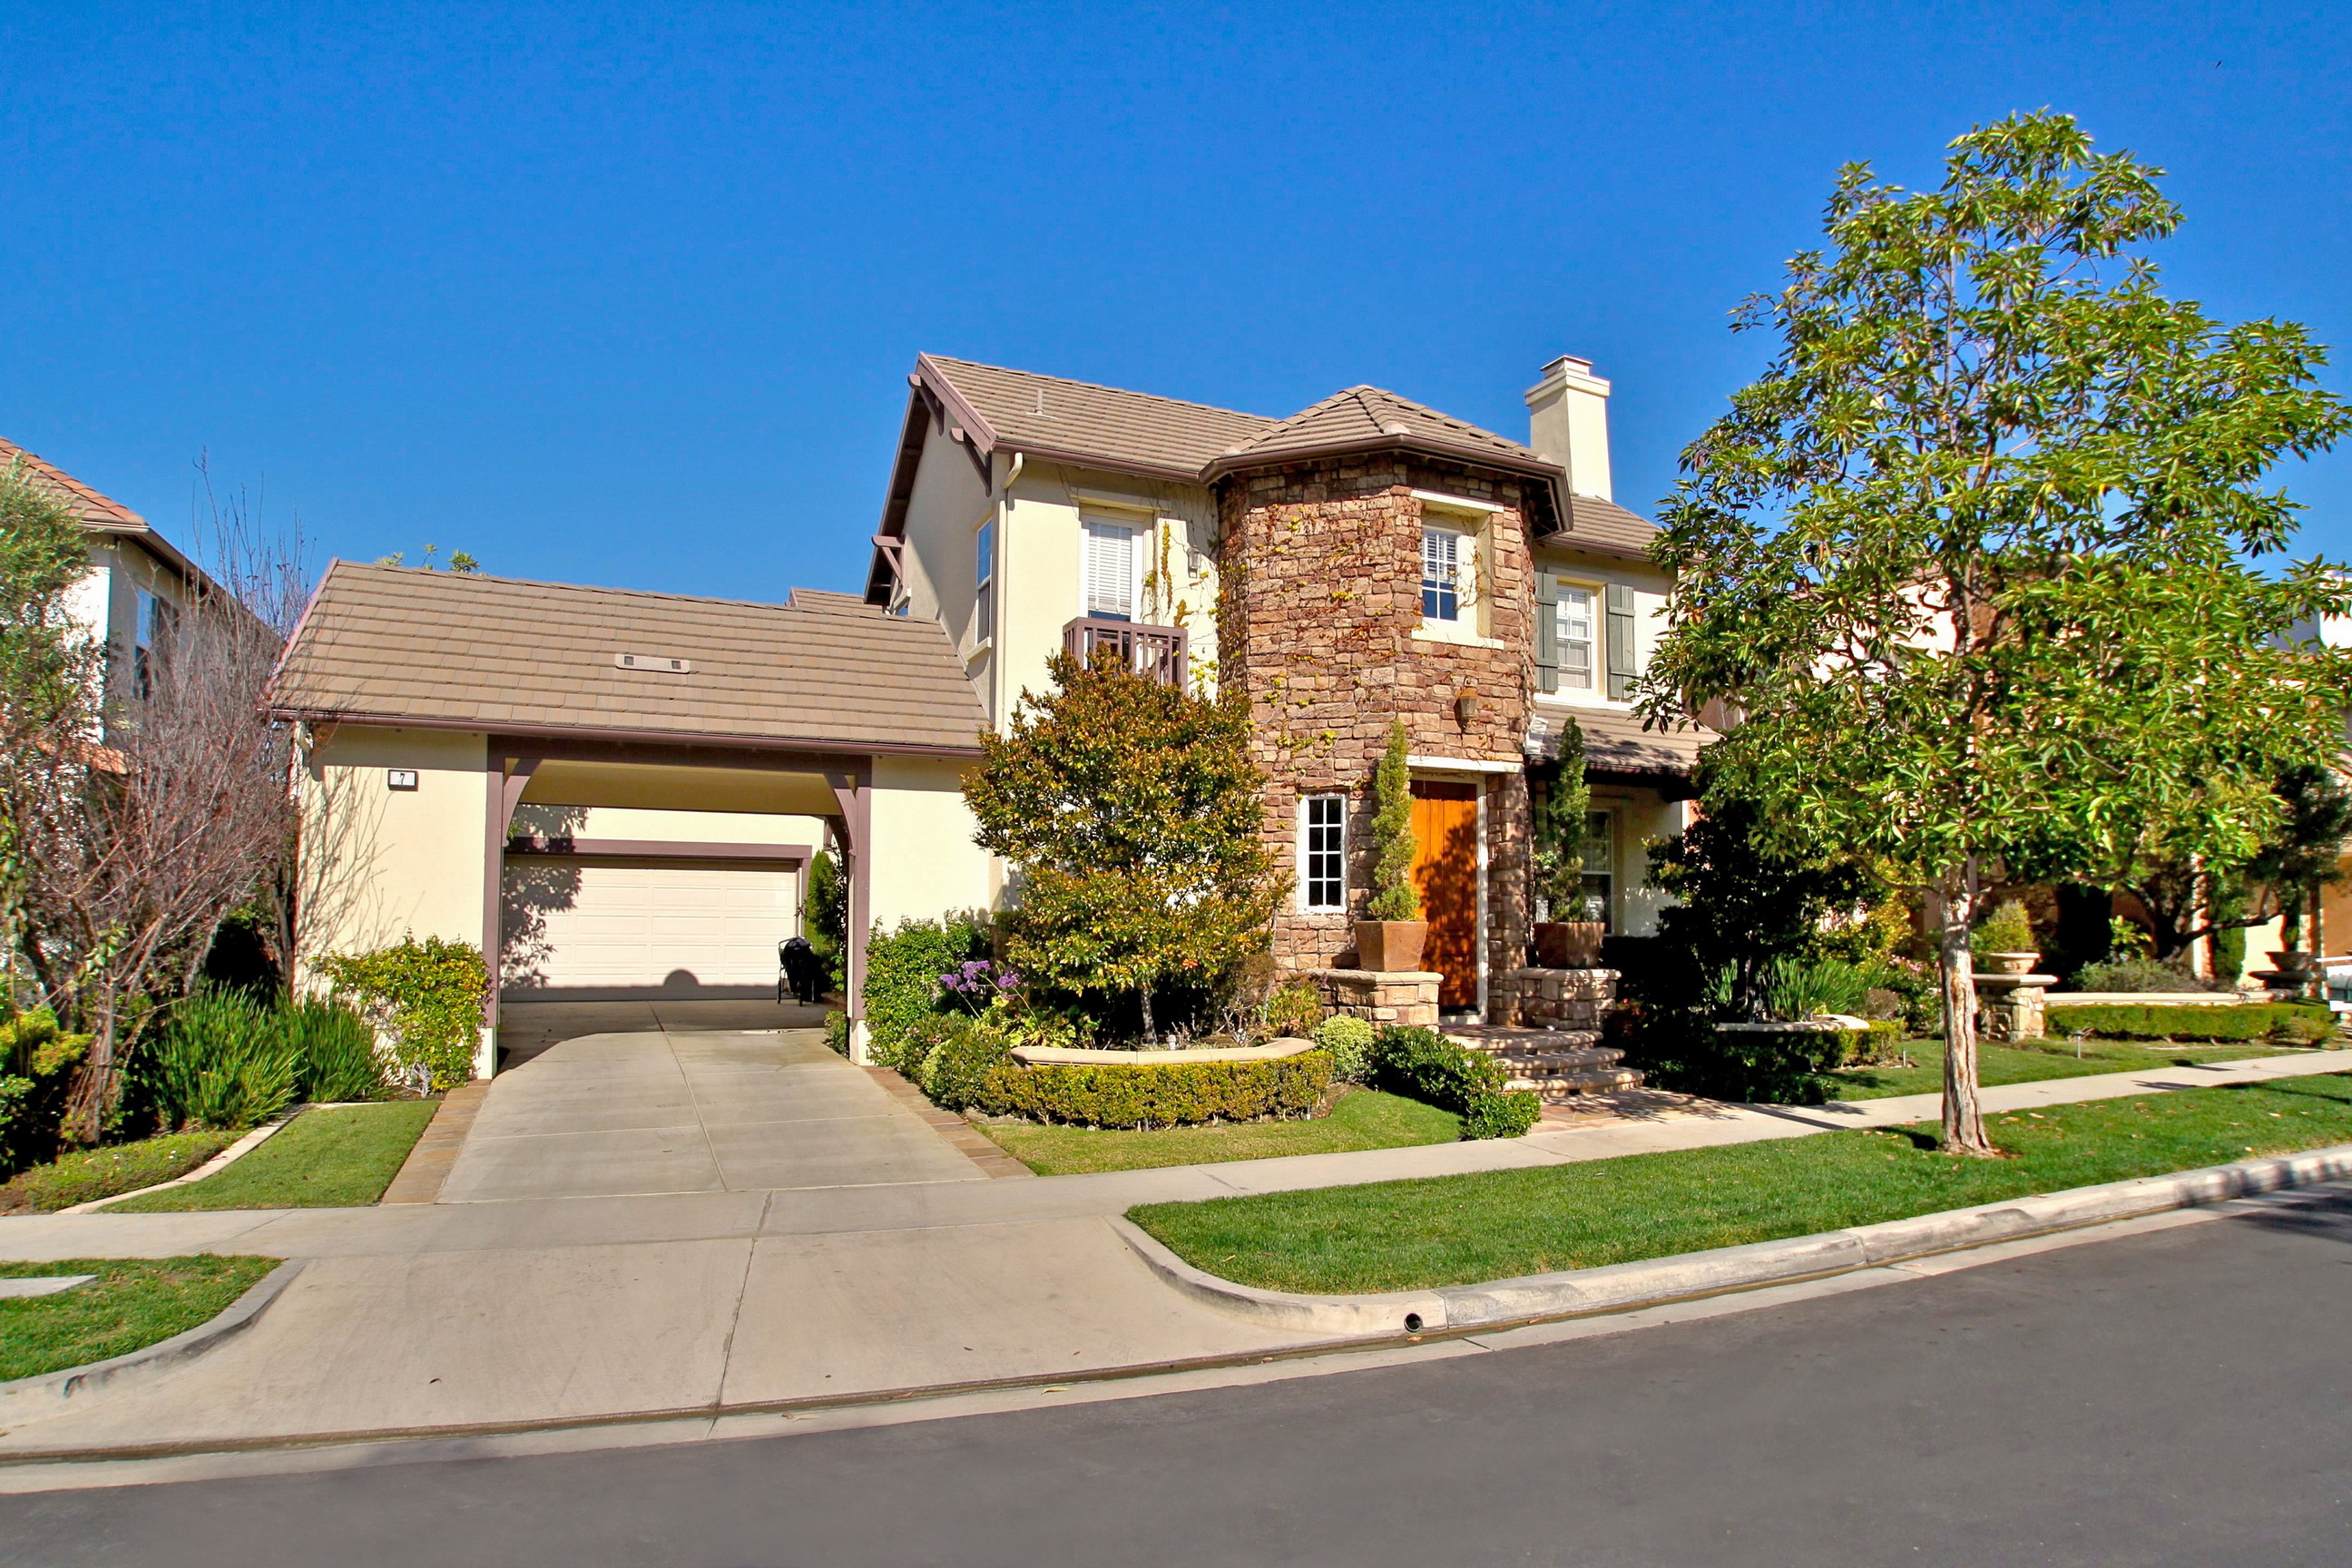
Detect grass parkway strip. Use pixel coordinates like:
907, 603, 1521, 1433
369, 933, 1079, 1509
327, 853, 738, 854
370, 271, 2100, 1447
1127, 1073, 2352, 1295
0, 1257, 278, 1384
103, 1102, 438, 1212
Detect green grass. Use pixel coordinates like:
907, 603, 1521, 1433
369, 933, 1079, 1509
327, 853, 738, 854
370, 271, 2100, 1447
0, 1257, 279, 1382
1827, 1037, 2298, 1100
0, 1132, 235, 1215
105, 1101, 437, 1211
979, 1089, 1461, 1175
1128, 1073, 2352, 1294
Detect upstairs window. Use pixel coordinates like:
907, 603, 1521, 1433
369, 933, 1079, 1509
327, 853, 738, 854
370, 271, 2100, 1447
1301, 795, 1347, 912
975, 520, 995, 644
1557, 583, 1594, 691
1421, 526, 1463, 622
1084, 520, 1137, 622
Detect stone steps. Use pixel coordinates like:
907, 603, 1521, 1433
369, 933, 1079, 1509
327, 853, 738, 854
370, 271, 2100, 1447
1506, 1066, 1647, 1099
1492, 1046, 1625, 1073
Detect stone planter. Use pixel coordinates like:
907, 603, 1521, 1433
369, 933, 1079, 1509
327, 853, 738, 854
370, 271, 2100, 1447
1980, 951, 2040, 977
1355, 920, 1428, 974
1533, 922, 1605, 969
2268, 950, 2316, 977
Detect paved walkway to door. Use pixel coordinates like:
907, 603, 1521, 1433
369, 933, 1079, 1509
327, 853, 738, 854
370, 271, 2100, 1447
443, 1022, 993, 1201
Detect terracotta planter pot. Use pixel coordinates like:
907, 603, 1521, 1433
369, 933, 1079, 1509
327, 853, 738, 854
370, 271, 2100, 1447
1534, 922, 1606, 969
1981, 951, 2040, 976
1355, 920, 1429, 974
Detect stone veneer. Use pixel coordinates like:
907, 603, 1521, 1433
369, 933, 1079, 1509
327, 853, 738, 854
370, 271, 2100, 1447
1311, 969, 1442, 1028
1506, 966, 1619, 1034
1216, 454, 1539, 1004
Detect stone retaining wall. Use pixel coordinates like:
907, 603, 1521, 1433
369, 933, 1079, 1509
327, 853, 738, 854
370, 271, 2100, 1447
1312, 968, 1442, 1028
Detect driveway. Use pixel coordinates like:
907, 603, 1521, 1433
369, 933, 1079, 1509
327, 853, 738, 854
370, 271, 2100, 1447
444, 1019, 992, 1201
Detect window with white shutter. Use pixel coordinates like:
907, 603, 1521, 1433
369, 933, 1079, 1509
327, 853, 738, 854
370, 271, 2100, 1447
1421, 527, 1463, 621
1557, 584, 1595, 691
1084, 521, 1136, 622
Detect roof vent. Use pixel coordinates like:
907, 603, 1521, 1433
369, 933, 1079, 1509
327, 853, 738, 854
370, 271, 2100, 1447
613, 652, 693, 674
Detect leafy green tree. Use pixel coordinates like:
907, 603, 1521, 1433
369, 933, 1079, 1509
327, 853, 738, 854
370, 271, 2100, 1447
1642, 113, 2352, 1153
965, 651, 1288, 1041
1365, 721, 1419, 921
1531, 718, 1589, 921
2122, 762, 2352, 961
802, 849, 849, 987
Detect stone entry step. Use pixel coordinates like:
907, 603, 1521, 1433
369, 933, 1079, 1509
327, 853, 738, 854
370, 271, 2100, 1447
1506, 1066, 1647, 1099
1442, 1028, 1645, 1097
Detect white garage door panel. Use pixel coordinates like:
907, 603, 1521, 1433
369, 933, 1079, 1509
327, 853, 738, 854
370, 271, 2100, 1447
503, 860, 798, 990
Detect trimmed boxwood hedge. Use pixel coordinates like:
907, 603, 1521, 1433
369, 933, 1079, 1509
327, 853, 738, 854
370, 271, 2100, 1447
983, 1049, 1335, 1130
2044, 1001, 2336, 1044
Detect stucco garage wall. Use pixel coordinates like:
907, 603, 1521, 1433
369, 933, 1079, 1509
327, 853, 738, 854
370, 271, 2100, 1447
297, 725, 490, 975
867, 755, 994, 929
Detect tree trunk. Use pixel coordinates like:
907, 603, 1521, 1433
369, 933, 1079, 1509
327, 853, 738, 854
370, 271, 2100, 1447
63, 1002, 120, 1145
1926, 878, 1995, 1156
1138, 982, 1155, 1044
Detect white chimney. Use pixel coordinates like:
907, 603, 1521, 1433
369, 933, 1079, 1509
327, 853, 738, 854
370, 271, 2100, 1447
1524, 354, 1613, 501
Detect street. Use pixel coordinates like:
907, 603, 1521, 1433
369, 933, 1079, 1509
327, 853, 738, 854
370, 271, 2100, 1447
5, 1191, 2349, 1566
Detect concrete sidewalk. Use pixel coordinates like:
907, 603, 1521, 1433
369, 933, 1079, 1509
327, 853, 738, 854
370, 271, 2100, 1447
0, 1046, 2345, 1457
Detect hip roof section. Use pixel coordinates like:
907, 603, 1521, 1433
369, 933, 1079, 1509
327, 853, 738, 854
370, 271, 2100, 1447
273, 563, 990, 755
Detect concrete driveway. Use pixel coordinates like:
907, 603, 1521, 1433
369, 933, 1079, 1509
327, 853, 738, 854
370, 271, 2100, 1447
445, 1019, 992, 1201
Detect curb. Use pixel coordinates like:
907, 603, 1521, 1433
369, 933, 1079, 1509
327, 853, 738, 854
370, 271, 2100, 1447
1113, 1142, 2352, 1337
0, 1261, 305, 1420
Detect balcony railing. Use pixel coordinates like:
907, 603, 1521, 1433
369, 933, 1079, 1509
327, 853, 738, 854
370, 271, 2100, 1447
1063, 616, 1188, 688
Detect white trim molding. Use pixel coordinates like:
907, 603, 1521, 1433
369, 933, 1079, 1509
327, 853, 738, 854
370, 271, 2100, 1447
1407, 754, 1521, 775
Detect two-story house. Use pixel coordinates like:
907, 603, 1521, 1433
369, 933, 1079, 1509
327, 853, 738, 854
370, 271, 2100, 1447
864, 352, 1706, 1024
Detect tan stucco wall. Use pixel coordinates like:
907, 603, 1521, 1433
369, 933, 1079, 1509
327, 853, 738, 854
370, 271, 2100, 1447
509, 803, 830, 849
296, 725, 491, 975
1591, 785, 1687, 937
867, 755, 995, 929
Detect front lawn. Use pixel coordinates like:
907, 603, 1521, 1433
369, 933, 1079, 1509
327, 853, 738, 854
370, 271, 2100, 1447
1128, 1073, 2352, 1295
978, 1089, 1460, 1175
105, 1102, 437, 1211
0, 1132, 236, 1216
0, 1256, 279, 1383
1828, 1037, 2302, 1101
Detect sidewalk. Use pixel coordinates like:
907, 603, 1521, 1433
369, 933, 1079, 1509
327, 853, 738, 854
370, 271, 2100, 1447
1, 1047, 2345, 1458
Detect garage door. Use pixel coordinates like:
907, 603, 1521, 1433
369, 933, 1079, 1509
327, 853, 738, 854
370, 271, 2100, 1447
501, 858, 799, 994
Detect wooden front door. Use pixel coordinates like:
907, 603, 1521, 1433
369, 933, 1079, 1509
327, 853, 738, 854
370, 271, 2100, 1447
1410, 780, 1480, 1011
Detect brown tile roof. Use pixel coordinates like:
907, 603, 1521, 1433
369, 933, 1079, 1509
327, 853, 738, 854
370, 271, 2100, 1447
1206, 387, 1558, 478
1544, 495, 1659, 560
273, 563, 989, 754
920, 355, 1275, 479
0, 436, 147, 529
1525, 704, 1710, 777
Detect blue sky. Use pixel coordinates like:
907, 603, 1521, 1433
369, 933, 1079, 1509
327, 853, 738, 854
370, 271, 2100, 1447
3, 2, 2346, 601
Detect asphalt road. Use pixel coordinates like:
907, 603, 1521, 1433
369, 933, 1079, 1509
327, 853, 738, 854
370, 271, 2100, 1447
6, 1193, 2351, 1567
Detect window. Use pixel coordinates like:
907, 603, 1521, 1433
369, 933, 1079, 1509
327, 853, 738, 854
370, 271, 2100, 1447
1421, 526, 1463, 621
1579, 810, 1614, 927
131, 588, 175, 701
1084, 520, 1136, 621
1301, 795, 1347, 912
975, 520, 995, 645
1557, 583, 1594, 691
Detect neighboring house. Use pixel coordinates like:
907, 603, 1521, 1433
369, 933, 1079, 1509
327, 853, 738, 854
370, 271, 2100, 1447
1, 436, 211, 713
270, 568, 996, 1071
865, 352, 1708, 1021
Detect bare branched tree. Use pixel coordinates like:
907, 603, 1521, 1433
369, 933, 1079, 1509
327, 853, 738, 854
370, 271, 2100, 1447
1, 458, 309, 1139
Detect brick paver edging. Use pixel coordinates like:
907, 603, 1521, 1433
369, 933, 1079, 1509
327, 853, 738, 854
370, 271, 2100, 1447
380, 1083, 493, 1204
1112, 1142, 2352, 1338
862, 1067, 1034, 1178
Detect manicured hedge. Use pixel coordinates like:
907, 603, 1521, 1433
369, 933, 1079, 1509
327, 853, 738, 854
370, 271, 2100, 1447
2044, 1001, 2336, 1044
1368, 1027, 1542, 1141
1820, 1021, 1906, 1068
983, 1049, 1334, 1131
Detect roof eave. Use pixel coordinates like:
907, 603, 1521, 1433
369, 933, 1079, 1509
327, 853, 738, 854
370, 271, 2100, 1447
268, 706, 988, 760
1202, 432, 1565, 485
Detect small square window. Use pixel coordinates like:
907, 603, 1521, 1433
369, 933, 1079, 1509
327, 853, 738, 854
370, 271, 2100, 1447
1422, 527, 1462, 622
1302, 795, 1347, 912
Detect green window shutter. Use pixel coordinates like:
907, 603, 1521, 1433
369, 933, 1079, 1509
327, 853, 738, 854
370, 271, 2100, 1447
1605, 583, 1636, 701
1534, 573, 1559, 693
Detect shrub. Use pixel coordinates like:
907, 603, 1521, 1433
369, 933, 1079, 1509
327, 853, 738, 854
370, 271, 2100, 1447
859, 915, 990, 1067
2046, 1001, 2335, 1044
2065, 956, 2222, 994
1764, 956, 1876, 1020
1818, 1021, 1906, 1068
918, 1018, 1016, 1111
822, 1010, 849, 1056
1970, 900, 2037, 957
1263, 981, 1323, 1040
0, 1131, 232, 1214
985, 1050, 1333, 1130
283, 995, 387, 1102
1313, 1014, 1377, 1083
1366, 722, 1420, 921
1613, 1007, 1851, 1105
1367, 1026, 1540, 1140
0, 1010, 91, 1178
312, 936, 487, 1092
138, 990, 300, 1131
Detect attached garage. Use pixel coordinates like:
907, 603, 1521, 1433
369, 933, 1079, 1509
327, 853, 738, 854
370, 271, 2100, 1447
500, 855, 806, 999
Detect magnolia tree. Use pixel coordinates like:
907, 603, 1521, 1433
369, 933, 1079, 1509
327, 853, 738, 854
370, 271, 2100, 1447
965, 650, 1288, 1040
1641, 113, 2352, 1154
